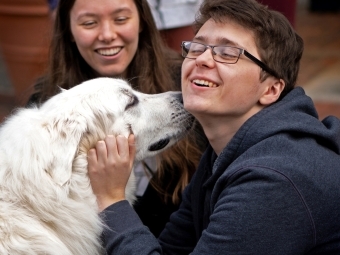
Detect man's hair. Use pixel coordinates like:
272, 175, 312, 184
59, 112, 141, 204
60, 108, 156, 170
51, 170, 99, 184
194, 0, 304, 98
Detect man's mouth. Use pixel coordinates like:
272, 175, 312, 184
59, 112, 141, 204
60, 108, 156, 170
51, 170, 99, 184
193, 79, 218, 88
97, 47, 122, 56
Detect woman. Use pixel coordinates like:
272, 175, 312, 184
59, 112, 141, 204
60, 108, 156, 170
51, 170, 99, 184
29, 0, 206, 237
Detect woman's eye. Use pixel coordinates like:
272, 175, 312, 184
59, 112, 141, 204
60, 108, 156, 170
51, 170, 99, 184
115, 17, 128, 23
82, 21, 96, 27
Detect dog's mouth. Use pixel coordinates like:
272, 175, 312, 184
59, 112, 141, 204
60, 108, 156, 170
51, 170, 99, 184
148, 138, 170, 151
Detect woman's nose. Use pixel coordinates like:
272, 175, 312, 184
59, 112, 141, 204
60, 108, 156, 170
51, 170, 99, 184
98, 22, 117, 42
195, 48, 216, 68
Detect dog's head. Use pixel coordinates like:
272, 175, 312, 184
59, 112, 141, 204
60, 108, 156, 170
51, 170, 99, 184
18, 78, 194, 186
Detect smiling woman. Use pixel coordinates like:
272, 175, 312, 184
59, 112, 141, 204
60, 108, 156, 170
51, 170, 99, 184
27, 0, 207, 238
29, 0, 185, 101
69, 0, 140, 77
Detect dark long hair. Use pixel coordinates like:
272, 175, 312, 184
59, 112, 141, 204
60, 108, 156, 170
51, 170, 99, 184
34, 0, 205, 204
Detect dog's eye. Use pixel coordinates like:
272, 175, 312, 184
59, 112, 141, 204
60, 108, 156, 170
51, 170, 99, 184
125, 95, 138, 110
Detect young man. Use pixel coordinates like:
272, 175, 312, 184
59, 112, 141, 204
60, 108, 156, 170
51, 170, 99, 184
88, 0, 340, 254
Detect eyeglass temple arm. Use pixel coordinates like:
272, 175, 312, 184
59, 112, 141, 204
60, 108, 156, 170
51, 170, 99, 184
243, 50, 279, 78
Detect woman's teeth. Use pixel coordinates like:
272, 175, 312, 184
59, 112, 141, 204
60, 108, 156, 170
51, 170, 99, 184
97, 47, 122, 56
193, 79, 218, 88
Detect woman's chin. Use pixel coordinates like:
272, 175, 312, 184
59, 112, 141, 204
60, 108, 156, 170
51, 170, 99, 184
97, 69, 125, 78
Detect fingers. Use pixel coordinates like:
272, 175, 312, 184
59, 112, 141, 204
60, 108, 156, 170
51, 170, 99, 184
87, 134, 136, 211
89, 135, 128, 165
87, 147, 99, 172
88, 138, 114, 173
87, 134, 135, 173
115, 135, 130, 159
96, 139, 111, 164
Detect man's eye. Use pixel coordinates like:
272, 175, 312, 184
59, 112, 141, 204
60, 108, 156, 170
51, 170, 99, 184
191, 49, 204, 54
221, 52, 237, 58
220, 49, 238, 59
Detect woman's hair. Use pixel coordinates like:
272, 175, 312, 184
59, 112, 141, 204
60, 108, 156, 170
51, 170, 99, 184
195, 0, 304, 99
35, 0, 204, 204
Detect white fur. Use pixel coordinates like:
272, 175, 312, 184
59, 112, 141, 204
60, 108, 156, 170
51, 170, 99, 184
0, 78, 193, 255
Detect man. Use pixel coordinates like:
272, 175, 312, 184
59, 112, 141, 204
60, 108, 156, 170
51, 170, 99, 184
88, 0, 340, 254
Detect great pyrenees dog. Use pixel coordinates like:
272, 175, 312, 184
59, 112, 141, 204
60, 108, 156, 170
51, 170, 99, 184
0, 77, 194, 255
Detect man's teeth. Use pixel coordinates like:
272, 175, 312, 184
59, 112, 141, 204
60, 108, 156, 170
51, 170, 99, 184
193, 79, 218, 88
97, 48, 121, 56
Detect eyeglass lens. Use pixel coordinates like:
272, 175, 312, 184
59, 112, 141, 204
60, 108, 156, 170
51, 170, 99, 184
182, 41, 241, 64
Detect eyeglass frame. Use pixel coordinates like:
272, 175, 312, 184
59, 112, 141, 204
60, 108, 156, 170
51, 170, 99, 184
181, 41, 279, 78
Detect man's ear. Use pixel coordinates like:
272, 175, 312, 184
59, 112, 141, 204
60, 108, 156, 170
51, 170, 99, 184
259, 78, 285, 106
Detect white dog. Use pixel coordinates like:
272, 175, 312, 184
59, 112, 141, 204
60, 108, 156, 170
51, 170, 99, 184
0, 78, 194, 255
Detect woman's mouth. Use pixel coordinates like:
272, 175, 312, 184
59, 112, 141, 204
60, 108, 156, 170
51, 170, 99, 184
97, 47, 122, 56
193, 79, 218, 88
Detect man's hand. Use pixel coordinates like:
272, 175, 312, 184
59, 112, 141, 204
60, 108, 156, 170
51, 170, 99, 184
88, 134, 136, 212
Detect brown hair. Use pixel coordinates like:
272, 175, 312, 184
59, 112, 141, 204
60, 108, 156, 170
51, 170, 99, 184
34, 0, 205, 204
195, 0, 304, 99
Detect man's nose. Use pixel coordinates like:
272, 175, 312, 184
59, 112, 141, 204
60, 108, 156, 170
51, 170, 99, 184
195, 47, 216, 67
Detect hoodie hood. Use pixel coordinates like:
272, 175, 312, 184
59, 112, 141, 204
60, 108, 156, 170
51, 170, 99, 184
212, 86, 340, 174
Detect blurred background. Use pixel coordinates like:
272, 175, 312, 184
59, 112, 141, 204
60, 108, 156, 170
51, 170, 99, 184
0, 0, 339, 123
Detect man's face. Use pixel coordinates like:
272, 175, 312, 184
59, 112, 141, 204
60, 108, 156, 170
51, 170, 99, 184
181, 18, 269, 126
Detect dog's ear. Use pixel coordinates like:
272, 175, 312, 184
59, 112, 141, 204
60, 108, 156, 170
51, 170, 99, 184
0, 105, 88, 187
44, 117, 86, 186
48, 137, 78, 187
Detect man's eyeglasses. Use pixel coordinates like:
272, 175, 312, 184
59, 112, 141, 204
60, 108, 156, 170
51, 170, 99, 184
181, 41, 279, 78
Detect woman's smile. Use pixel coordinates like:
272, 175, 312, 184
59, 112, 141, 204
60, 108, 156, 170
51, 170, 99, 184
96, 47, 123, 57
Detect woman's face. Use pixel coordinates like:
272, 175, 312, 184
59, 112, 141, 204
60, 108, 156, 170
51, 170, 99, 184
70, 0, 140, 77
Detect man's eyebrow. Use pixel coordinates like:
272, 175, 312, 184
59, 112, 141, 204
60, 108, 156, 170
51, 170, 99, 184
194, 35, 242, 48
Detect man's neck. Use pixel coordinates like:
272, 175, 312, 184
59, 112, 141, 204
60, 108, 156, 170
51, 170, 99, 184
198, 117, 240, 155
